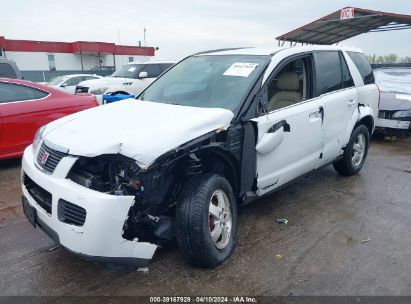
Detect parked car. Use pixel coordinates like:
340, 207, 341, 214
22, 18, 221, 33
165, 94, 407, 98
374, 67, 411, 136
0, 59, 22, 79
21, 45, 379, 270
47, 74, 102, 94
75, 61, 175, 104
0, 78, 98, 160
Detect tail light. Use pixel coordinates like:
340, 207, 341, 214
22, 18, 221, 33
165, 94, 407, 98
376, 84, 381, 110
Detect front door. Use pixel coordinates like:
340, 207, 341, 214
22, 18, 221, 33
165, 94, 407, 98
252, 54, 324, 195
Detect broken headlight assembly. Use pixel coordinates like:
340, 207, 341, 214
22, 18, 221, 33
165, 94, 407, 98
67, 154, 178, 245
392, 109, 411, 119
67, 155, 145, 196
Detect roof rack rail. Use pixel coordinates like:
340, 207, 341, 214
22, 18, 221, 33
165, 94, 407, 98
193, 47, 252, 56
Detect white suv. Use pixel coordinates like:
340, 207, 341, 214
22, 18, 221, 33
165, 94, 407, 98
75, 61, 175, 104
21, 45, 379, 269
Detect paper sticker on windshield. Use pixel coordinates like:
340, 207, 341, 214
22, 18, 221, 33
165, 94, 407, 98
223, 63, 259, 77
396, 94, 411, 101
128, 67, 136, 72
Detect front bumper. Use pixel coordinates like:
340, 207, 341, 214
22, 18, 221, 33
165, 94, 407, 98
21, 144, 157, 268
376, 118, 411, 130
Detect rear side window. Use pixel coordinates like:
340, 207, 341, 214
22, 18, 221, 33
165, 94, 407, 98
63, 76, 84, 86
315, 51, 342, 95
340, 53, 354, 88
347, 52, 375, 84
0, 63, 17, 79
0, 82, 49, 104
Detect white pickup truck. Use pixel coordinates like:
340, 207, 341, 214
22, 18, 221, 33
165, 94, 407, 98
21, 45, 379, 270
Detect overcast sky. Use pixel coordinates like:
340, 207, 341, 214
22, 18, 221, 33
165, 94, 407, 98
2, 0, 411, 60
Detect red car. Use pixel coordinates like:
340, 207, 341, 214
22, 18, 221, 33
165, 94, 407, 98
0, 78, 98, 160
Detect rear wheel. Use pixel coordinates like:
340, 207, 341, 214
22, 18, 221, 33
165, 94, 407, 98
333, 124, 370, 176
175, 174, 237, 268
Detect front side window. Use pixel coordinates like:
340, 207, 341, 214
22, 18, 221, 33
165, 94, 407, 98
347, 52, 375, 85
48, 76, 68, 85
140, 55, 270, 111
63, 76, 84, 86
0, 82, 49, 103
111, 64, 145, 78
265, 56, 311, 112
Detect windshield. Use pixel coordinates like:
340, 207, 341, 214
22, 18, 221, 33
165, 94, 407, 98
139, 55, 270, 111
374, 68, 411, 95
111, 64, 145, 78
48, 76, 69, 85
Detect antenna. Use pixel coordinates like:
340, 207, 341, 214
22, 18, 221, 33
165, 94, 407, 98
117, 30, 126, 82
143, 26, 147, 47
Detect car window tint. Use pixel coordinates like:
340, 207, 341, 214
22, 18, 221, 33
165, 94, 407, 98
160, 63, 173, 73
144, 64, 161, 78
347, 52, 375, 84
0, 63, 17, 79
64, 76, 83, 86
315, 51, 342, 95
340, 53, 354, 89
0, 82, 49, 103
85, 76, 99, 81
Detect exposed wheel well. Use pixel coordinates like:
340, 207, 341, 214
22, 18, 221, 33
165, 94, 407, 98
183, 149, 240, 197
355, 115, 374, 135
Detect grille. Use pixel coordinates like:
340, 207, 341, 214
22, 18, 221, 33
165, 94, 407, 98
23, 173, 52, 214
58, 199, 86, 226
36, 143, 67, 174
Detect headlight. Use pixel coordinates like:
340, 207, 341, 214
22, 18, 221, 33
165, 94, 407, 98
89, 87, 109, 95
33, 125, 46, 152
392, 109, 411, 119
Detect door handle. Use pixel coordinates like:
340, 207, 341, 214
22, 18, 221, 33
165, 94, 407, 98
309, 106, 324, 123
267, 120, 290, 133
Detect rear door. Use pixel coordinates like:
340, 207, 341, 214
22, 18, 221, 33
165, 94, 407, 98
314, 51, 358, 165
252, 53, 324, 196
0, 82, 50, 157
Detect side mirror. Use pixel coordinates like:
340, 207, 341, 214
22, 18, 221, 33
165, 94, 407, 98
61, 83, 68, 87
138, 71, 148, 79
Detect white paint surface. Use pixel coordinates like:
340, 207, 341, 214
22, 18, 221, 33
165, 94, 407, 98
43, 99, 234, 168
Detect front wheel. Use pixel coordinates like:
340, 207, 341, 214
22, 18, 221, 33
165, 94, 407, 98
333, 124, 370, 176
175, 174, 237, 268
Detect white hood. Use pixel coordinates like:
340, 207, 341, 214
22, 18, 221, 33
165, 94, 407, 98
43, 100, 234, 169
78, 77, 135, 90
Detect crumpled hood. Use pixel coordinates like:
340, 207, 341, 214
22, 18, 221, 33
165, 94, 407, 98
43, 100, 234, 168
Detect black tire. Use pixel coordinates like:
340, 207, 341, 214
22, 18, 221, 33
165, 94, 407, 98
175, 173, 238, 268
333, 124, 370, 176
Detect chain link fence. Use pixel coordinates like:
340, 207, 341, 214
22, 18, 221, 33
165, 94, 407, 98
21, 69, 115, 83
